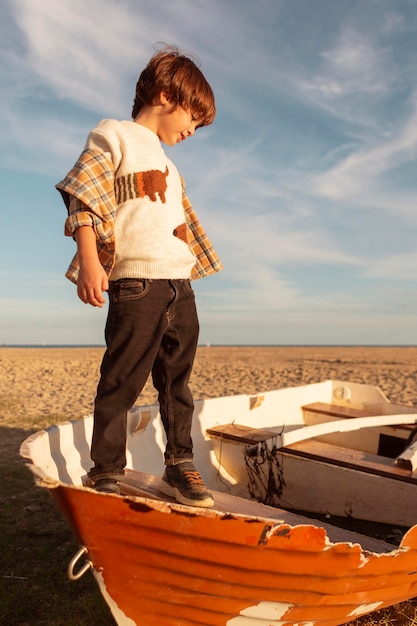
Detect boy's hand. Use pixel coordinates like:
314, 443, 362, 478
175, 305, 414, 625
75, 225, 108, 307
77, 262, 108, 307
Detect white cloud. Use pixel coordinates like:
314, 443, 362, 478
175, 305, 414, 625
317, 27, 392, 96
309, 93, 417, 201
365, 251, 417, 280
9, 0, 146, 114
382, 10, 407, 35
286, 22, 400, 136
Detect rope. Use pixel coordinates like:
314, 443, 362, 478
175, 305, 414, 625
244, 439, 286, 506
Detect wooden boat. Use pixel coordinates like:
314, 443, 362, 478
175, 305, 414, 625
20, 379, 417, 626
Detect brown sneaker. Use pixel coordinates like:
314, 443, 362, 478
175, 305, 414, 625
94, 478, 121, 495
161, 462, 214, 508
87, 471, 123, 495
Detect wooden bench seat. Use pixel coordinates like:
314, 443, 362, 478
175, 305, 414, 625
283, 438, 417, 485
206, 423, 279, 444
303, 402, 416, 433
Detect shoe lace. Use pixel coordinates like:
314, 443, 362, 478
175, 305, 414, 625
179, 468, 204, 485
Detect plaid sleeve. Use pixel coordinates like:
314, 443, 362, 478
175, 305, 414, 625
56, 149, 117, 284
181, 179, 223, 280
64, 197, 95, 235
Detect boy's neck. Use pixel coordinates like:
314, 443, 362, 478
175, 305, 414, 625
133, 106, 160, 136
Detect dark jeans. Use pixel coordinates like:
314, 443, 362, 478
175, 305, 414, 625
89, 278, 199, 479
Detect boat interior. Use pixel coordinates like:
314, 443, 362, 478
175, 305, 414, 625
21, 379, 417, 554
206, 400, 417, 486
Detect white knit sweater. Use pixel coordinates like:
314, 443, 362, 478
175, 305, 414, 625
85, 119, 196, 280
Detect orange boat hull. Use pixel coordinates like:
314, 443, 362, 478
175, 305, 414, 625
52, 482, 417, 626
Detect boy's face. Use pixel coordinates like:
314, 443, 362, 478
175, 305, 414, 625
158, 100, 200, 146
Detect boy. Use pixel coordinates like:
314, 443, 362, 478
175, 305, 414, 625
56, 46, 222, 507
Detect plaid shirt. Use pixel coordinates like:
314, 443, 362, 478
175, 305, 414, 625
56, 148, 223, 284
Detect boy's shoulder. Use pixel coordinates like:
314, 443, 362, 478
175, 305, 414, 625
93, 118, 156, 135
86, 119, 174, 173
90, 119, 160, 146
91, 118, 133, 136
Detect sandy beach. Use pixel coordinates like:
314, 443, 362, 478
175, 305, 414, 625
1, 345, 417, 427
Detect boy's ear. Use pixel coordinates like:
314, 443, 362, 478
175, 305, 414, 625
160, 91, 171, 105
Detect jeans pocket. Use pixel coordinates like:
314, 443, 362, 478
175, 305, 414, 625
178, 279, 195, 298
109, 279, 149, 303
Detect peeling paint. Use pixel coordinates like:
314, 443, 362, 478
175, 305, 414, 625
227, 620, 314, 626
258, 524, 274, 544
226, 601, 304, 624
93, 570, 136, 626
348, 602, 383, 617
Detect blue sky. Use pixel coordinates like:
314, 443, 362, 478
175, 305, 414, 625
2, 0, 417, 345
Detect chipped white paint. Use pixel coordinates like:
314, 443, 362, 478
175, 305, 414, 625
226, 601, 316, 625
236, 601, 292, 618
348, 601, 383, 617
93, 570, 136, 626
396, 438, 417, 471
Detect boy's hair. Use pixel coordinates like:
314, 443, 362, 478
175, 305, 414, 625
132, 45, 215, 127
